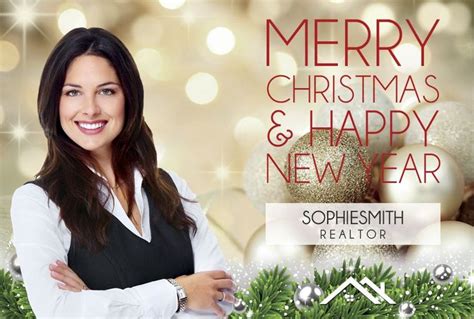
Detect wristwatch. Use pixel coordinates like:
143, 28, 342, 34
167, 279, 187, 312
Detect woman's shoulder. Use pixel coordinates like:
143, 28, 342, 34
11, 181, 54, 211
159, 168, 194, 198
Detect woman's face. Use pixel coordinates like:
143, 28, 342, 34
59, 55, 125, 158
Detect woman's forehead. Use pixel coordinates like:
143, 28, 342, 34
64, 55, 119, 84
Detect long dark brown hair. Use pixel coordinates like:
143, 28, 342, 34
36, 27, 196, 251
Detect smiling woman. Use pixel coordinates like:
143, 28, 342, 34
10, 28, 235, 318
60, 56, 125, 157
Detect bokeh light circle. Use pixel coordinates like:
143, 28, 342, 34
362, 3, 395, 37
58, 8, 87, 35
0, 41, 20, 72
135, 48, 162, 81
185, 72, 219, 105
159, 0, 186, 10
233, 117, 265, 148
417, 2, 450, 33
274, 52, 297, 86
207, 27, 236, 55
392, 43, 430, 74
446, 2, 471, 34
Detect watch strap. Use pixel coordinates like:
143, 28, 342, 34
167, 279, 187, 312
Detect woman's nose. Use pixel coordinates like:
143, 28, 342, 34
82, 95, 101, 116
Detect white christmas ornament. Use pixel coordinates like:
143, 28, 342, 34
406, 221, 474, 272
379, 144, 464, 220
404, 101, 474, 183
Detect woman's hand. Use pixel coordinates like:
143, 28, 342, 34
49, 260, 88, 292
175, 270, 236, 317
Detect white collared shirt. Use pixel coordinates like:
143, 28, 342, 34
10, 168, 231, 318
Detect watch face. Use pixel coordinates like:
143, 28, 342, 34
177, 289, 186, 299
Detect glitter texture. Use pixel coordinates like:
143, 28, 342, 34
315, 83, 401, 157
404, 101, 474, 183
243, 141, 293, 213
285, 129, 370, 203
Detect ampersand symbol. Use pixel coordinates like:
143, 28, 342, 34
267, 110, 293, 147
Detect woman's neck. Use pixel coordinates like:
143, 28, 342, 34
91, 149, 116, 186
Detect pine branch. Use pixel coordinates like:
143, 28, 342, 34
12, 281, 34, 319
1, 260, 472, 318
230, 258, 473, 318
0, 269, 34, 319
229, 266, 295, 318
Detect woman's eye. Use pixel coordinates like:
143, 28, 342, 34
99, 88, 115, 96
65, 89, 80, 97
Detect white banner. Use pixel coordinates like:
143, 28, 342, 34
266, 203, 440, 245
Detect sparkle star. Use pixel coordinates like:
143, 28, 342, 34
0, 118, 43, 156
0, 0, 56, 64
199, 148, 241, 193
11, 124, 27, 140
14, 2, 35, 25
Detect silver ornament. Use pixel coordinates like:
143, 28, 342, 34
233, 298, 247, 314
7, 253, 22, 280
10, 254, 21, 274
5, 242, 22, 281
433, 264, 453, 283
398, 301, 415, 317
293, 283, 323, 310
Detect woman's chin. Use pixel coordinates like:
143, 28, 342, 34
74, 141, 112, 156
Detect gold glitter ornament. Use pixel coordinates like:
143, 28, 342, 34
285, 130, 370, 203
243, 141, 292, 213
379, 144, 464, 220
315, 82, 402, 157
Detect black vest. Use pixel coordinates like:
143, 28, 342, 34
27, 169, 194, 290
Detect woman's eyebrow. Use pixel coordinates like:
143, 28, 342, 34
63, 83, 82, 88
63, 81, 120, 88
97, 81, 120, 87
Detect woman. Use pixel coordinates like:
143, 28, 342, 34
10, 27, 235, 318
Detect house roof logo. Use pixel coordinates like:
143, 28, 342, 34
320, 277, 395, 305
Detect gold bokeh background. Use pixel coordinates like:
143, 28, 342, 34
0, 0, 473, 266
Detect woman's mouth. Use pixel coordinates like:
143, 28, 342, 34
75, 120, 108, 135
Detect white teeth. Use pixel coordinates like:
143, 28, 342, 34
78, 122, 106, 130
